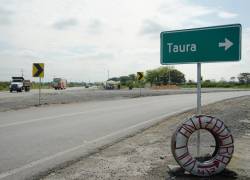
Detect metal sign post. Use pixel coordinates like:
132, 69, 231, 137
137, 72, 144, 97
139, 81, 142, 97
39, 77, 41, 105
197, 63, 201, 156
32, 63, 44, 106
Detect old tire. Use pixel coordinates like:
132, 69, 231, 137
171, 115, 234, 176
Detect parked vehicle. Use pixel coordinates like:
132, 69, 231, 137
9, 77, 31, 92
103, 80, 121, 90
52, 78, 67, 90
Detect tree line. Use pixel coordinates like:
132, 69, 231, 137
108, 67, 250, 88
0, 69, 249, 91
108, 66, 185, 88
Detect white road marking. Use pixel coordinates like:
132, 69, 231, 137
0, 108, 190, 179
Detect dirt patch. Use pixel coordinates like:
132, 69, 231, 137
41, 96, 250, 180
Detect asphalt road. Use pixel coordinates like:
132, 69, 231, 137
1, 87, 249, 112
0, 87, 247, 99
0, 87, 86, 98
0, 91, 250, 180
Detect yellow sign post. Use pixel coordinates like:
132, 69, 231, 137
137, 72, 144, 96
32, 63, 44, 105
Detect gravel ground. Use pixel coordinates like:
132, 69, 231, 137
41, 96, 250, 180
0, 88, 249, 112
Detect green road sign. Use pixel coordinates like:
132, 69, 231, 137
160, 24, 241, 64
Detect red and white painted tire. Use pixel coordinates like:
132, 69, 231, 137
171, 115, 234, 176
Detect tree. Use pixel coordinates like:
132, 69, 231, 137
229, 76, 237, 83
108, 77, 120, 81
238, 73, 250, 84
145, 69, 158, 86
230, 76, 236, 82
158, 66, 172, 84
128, 74, 136, 81
145, 66, 185, 86
219, 77, 226, 83
169, 69, 186, 83
119, 76, 130, 86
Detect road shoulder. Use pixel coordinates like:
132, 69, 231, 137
42, 96, 250, 180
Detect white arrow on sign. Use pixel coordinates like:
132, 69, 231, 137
219, 38, 233, 51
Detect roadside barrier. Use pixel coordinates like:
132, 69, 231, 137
171, 115, 234, 176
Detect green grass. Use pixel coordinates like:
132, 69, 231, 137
1, 81, 250, 91
0, 82, 10, 91
31, 82, 51, 89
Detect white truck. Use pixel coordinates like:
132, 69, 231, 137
9, 77, 31, 92
52, 78, 67, 90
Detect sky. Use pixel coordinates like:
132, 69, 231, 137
0, 0, 249, 82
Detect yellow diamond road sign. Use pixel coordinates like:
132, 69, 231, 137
137, 72, 144, 81
32, 63, 44, 78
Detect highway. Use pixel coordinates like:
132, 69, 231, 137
0, 87, 247, 99
0, 91, 250, 179
0, 87, 87, 98
1, 87, 249, 112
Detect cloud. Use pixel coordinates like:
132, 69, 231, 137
140, 3, 238, 38
0, 40, 13, 52
0, 7, 13, 25
159, 1, 214, 17
0, 0, 248, 82
217, 11, 238, 19
87, 19, 104, 34
242, 28, 250, 60
84, 52, 114, 60
52, 18, 78, 30
140, 0, 215, 37
140, 19, 164, 36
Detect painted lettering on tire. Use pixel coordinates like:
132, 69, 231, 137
171, 115, 234, 176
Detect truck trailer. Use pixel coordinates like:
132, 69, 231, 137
103, 80, 121, 90
9, 77, 31, 92
52, 78, 67, 90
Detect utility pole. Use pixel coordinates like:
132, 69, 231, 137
21, 69, 24, 77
